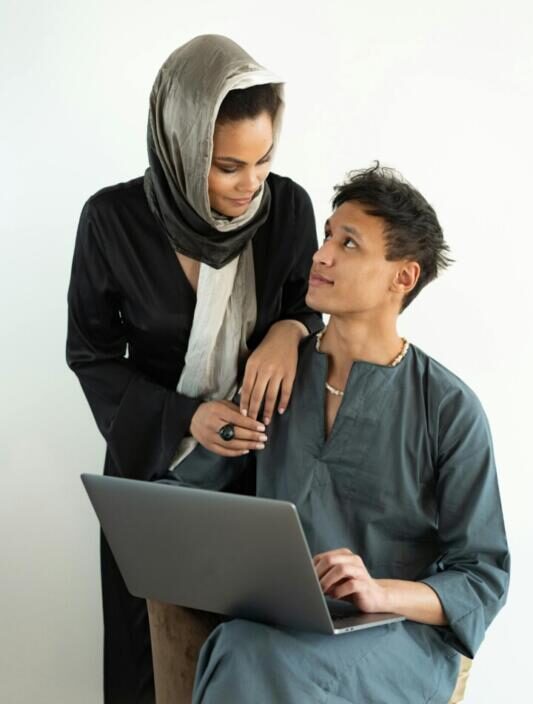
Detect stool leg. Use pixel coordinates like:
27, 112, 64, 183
448, 656, 473, 704
147, 601, 221, 704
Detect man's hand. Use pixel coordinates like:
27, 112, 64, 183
239, 320, 308, 425
313, 548, 448, 625
190, 400, 268, 457
313, 548, 388, 612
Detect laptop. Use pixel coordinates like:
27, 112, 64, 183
81, 474, 404, 635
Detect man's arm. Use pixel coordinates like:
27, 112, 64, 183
313, 548, 447, 625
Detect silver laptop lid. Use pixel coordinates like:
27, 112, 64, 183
82, 474, 334, 634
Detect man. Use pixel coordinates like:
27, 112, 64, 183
170, 164, 510, 703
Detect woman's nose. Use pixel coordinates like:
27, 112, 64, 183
238, 168, 261, 194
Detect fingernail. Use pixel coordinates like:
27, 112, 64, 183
242, 450, 250, 455
256, 443, 265, 450
257, 423, 265, 431
241, 409, 248, 417
278, 407, 285, 415
263, 417, 271, 426
259, 434, 268, 442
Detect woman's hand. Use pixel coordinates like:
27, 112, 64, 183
239, 319, 308, 425
313, 549, 388, 613
190, 400, 268, 457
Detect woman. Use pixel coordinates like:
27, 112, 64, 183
67, 34, 322, 703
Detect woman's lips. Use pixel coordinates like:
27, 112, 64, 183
228, 197, 252, 206
309, 273, 334, 287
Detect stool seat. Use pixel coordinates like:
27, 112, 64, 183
147, 600, 472, 704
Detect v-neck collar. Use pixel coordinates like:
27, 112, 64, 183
309, 333, 411, 454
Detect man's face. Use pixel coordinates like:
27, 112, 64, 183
305, 201, 407, 317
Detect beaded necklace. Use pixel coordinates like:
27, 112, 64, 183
315, 330, 410, 397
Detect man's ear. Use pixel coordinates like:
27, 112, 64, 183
391, 261, 420, 296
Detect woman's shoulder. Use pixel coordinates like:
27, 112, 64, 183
82, 176, 147, 222
267, 172, 312, 209
76, 176, 158, 260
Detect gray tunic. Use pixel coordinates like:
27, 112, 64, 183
168, 334, 510, 703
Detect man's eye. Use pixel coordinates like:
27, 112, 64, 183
345, 239, 357, 249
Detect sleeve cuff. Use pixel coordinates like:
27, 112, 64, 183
421, 572, 486, 658
280, 312, 324, 336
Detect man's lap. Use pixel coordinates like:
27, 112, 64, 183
193, 618, 460, 703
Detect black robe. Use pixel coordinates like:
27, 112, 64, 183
66, 171, 323, 703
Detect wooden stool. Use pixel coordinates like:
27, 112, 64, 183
147, 600, 472, 704
147, 600, 221, 703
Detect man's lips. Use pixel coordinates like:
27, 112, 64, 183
309, 272, 334, 287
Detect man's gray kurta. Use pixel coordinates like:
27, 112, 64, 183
168, 334, 510, 703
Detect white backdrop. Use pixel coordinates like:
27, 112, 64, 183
1, 1, 531, 702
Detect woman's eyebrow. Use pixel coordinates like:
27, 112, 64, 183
214, 144, 274, 165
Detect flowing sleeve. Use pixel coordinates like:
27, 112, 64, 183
421, 386, 510, 658
279, 184, 323, 335
66, 200, 202, 481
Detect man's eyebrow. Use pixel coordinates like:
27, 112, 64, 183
214, 144, 274, 166
324, 219, 362, 238
341, 224, 361, 238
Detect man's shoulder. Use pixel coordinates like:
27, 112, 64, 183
409, 344, 485, 419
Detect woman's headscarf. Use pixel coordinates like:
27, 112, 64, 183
145, 35, 285, 471
144, 34, 284, 269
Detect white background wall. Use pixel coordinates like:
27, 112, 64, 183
1, 1, 531, 702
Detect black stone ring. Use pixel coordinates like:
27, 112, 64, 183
218, 423, 235, 442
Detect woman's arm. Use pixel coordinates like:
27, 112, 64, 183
67, 201, 205, 481
239, 183, 323, 423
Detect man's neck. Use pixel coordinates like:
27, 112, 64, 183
319, 315, 403, 378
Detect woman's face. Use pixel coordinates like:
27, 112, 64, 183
208, 111, 274, 217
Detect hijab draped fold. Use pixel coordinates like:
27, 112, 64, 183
142, 35, 284, 470
144, 33, 284, 268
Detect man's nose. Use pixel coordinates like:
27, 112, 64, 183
313, 240, 334, 266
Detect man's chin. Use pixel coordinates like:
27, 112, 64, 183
305, 291, 332, 315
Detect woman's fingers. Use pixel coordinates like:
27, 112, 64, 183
261, 376, 283, 426
231, 427, 269, 443
190, 400, 268, 456
277, 376, 294, 415
246, 372, 271, 421
217, 403, 266, 432
239, 365, 258, 417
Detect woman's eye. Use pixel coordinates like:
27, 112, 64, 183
323, 233, 331, 242
218, 166, 237, 174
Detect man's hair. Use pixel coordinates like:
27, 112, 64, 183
332, 163, 452, 310
216, 83, 281, 125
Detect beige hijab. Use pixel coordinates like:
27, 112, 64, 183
145, 35, 284, 470
144, 34, 284, 267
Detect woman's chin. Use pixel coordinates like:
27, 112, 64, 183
212, 201, 250, 218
